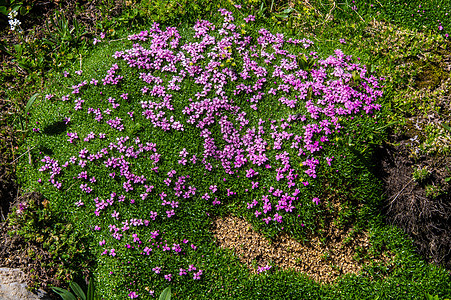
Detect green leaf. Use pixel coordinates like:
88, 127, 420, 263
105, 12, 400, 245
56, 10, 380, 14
0, 40, 11, 55
24, 93, 40, 115
425, 294, 439, 300
441, 123, 451, 133
19, 5, 28, 16
273, 13, 288, 19
0, 6, 7, 15
159, 287, 171, 300
306, 86, 313, 100
69, 282, 86, 300
14, 44, 23, 57
50, 287, 77, 300
373, 121, 397, 132
352, 70, 361, 82
86, 278, 95, 300
282, 8, 293, 14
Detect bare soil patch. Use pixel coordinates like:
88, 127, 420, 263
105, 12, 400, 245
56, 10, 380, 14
212, 212, 393, 284
376, 139, 451, 270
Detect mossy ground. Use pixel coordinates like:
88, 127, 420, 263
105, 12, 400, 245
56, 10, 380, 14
0, 0, 450, 299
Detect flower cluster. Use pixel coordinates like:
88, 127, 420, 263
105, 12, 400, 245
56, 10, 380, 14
7, 10, 21, 32
32, 7, 384, 299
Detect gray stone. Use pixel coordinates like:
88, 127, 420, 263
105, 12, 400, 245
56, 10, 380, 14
0, 268, 52, 300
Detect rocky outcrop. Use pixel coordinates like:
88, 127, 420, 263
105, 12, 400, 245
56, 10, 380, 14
0, 268, 51, 300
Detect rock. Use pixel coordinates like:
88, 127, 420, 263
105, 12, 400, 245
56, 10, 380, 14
0, 268, 52, 300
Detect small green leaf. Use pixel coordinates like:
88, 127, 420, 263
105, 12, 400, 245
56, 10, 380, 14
352, 70, 361, 82
0, 6, 7, 15
14, 44, 23, 56
69, 282, 86, 300
19, 6, 28, 16
306, 86, 313, 100
25, 93, 40, 115
274, 13, 288, 19
159, 287, 171, 300
441, 123, 451, 133
371, 64, 376, 73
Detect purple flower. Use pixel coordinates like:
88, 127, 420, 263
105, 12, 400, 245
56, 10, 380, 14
166, 210, 175, 218
164, 274, 172, 281
244, 15, 255, 23
193, 269, 203, 280
257, 264, 272, 274
312, 197, 320, 205
179, 268, 187, 276
188, 264, 196, 272
273, 213, 283, 223
263, 217, 272, 224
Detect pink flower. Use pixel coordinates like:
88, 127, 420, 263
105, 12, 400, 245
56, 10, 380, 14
273, 213, 283, 223
188, 264, 196, 272
179, 268, 187, 276
166, 210, 175, 218
193, 270, 203, 280
209, 185, 217, 193
312, 197, 320, 205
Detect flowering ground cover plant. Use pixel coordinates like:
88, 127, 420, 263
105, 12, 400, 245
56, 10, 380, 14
16, 5, 451, 299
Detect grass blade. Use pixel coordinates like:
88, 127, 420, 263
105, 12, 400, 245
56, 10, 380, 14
50, 287, 77, 300
24, 93, 40, 115
87, 278, 95, 300
441, 122, 451, 133
69, 282, 86, 300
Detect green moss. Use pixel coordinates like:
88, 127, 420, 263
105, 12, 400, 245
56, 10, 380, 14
414, 61, 446, 90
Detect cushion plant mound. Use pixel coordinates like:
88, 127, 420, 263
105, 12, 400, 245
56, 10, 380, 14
20, 7, 386, 299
